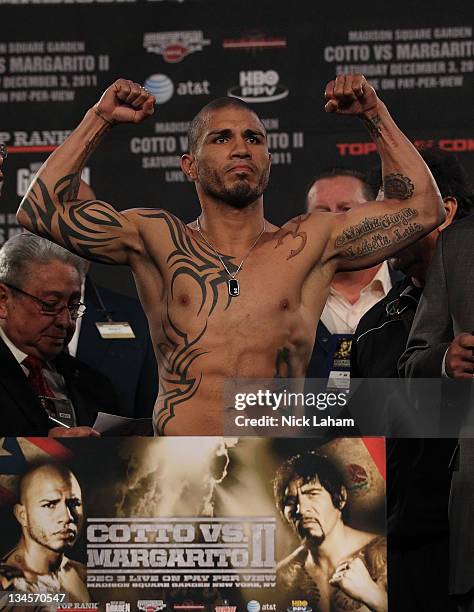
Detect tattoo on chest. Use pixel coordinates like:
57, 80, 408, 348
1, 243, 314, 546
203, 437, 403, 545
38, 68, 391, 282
274, 214, 310, 260
138, 212, 237, 433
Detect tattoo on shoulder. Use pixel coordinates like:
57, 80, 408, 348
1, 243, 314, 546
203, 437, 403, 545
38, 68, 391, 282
21, 175, 126, 263
363, 113, 382, 139
383, 173, 414, 200
274, 214, 310, 260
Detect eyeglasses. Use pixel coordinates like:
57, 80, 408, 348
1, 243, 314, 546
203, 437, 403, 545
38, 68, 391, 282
0, 144, 7, 160
4, 283, 86, 319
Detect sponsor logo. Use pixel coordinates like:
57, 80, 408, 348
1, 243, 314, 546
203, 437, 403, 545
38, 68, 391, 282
144, 74, 210, 104
215, 602, 237, 612
228, 70, 288, 103
247, 602, 261, 612
287, 601, 312, 612
137, 601, 166, 612
223, 32, 286, 51
143, 31, 210, 62
143, 74, 174, 104
106, 603, 130, 612
173, 605, 205, 611
58, 605, 99, 611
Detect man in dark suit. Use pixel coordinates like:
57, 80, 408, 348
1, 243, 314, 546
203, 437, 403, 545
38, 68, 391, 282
69, 273, 157, 419
351, 149, 474, 612
67, 182, 157, 419
305, 167, 400, 381
0, 233, 119, 437
400, 215, 474, 612
353, 149, 473, 378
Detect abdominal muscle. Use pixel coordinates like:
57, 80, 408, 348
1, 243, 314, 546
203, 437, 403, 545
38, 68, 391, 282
152, 315, 314, 436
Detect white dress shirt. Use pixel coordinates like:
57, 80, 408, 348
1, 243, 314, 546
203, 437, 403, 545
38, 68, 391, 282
320, 261, 393, 335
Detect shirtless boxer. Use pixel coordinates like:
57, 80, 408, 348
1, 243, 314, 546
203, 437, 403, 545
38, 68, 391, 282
275, 452, 387, 612
0, 464, 89, 604
17, 74, 444, 435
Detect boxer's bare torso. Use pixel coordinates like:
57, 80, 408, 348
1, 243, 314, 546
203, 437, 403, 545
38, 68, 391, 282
126, 209, 334, 434
17, 74, 445, 435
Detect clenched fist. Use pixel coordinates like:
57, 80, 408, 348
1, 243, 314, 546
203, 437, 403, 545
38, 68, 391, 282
94, 78, 156, 125
324, 74, 379, 116
330, 556, 387, 611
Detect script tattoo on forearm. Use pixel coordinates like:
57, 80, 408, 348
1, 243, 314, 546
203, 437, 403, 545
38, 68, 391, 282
20, 175, 127, 263
275, 214, 310, 260
335, 208, 417, 247
383, 173, 415, 200
363, 113, 382, 139
335, 207, 424, 260
340, 222, 424, 259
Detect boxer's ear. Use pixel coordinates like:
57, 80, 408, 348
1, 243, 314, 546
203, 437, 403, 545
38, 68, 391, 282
438, 196, 458, 232
338, 486, 348, 510
181, 154, 197, 181
14, 503, 27, 528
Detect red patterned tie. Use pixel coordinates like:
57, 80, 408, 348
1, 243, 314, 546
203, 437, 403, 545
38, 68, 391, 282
22, 355, 55, 398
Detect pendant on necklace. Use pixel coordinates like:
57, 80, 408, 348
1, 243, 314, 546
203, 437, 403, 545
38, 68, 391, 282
228, 278, 240, 297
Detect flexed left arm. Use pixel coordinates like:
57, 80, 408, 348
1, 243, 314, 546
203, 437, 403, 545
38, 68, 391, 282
318, 74, 445, 272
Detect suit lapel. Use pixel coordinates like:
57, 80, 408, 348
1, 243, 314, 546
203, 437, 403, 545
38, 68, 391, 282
316, 321, 331, 355
76, 277, 112, 367
55, 354, 95, 427
0, 338, 50, 432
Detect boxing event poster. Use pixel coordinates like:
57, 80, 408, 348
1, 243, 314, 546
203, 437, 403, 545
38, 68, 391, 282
0, 437, 386, 611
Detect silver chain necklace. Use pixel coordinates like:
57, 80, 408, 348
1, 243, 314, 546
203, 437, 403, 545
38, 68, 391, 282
196, 216, 266, 297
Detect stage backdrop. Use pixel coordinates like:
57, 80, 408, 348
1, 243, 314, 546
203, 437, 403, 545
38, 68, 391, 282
1, 0, 473, 294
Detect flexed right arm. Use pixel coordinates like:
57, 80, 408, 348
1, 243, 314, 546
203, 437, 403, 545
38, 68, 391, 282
16, 79, 156, 264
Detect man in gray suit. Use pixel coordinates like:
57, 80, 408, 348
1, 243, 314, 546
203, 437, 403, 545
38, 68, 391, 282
400, 213, 474, 612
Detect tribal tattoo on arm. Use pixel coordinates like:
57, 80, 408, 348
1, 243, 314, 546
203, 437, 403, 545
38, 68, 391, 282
20, 173, 133, 264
